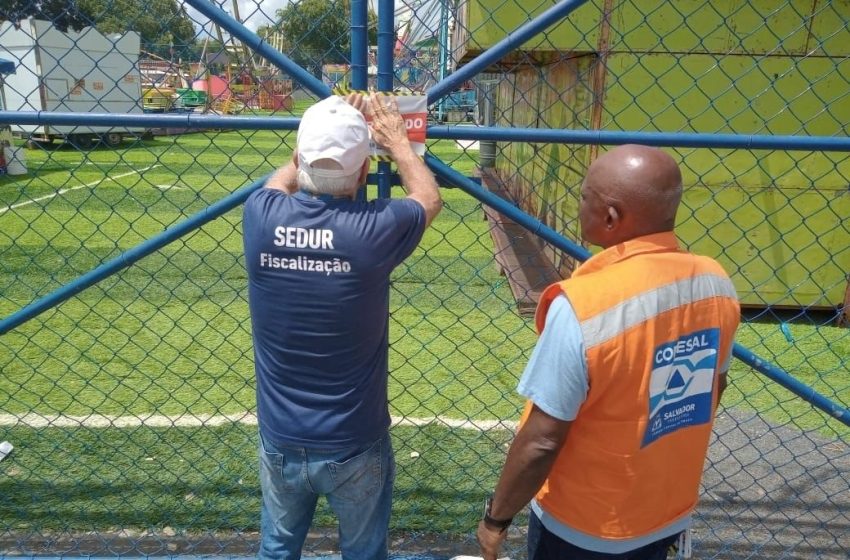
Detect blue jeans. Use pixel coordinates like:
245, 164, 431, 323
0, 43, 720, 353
528, 511, 679, 560
258, 430, 395, 560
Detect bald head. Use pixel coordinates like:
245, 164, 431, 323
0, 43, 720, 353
579, 145, 683, 247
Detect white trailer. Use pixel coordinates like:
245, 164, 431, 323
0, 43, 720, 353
0, 18, 145, 149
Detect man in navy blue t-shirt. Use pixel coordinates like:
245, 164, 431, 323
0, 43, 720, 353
243, 93, 441, 559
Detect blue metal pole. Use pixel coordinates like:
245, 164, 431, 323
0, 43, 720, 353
5, 111, 850, 152
437, 0, 450, 122
0, 108, 432, 190
376, 0, 395, 199
0, 110, 300, 130
732, 344, 850, 426
424, 154, 850, 429
350, 0, 369, 91
427, 0, 591, 103
426, 125, 850, 151
183, 0, 331, 98
424, 154, 592, 261
351, 0, 370, 201
0, 175, 269, 336
376, 0, 395, 90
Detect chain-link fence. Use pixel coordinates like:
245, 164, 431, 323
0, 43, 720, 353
0, 0, 848, 558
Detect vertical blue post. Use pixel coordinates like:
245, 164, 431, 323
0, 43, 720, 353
376, 0, 395, 199
351, 0, 369, 201
376, 0, 395, 102
437, 0, 450, 122
350, 0, 368, 91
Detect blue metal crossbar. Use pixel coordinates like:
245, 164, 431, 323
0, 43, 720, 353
428, 126, 850, 152
3, 111, 850, 152
0, 111, 300, 130
0, 176, 267, 336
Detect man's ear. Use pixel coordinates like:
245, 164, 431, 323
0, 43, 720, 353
606, 204, 620, 230
358, 158, 370, 185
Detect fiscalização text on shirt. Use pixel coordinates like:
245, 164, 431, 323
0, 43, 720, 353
259, 225, 352, 276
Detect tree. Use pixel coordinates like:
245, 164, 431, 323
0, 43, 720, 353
275, 0, 377, 68
1, 0, 90, 32
80, 0, 196, 58
1, 0, 197, 58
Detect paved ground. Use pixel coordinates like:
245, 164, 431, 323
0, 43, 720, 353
693, 407, 850, 559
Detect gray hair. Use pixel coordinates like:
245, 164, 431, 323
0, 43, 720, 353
297, 158, 363, 196
297, 169, 361, 196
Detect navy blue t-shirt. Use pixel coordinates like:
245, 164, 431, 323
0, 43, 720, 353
243, 188, 426, 447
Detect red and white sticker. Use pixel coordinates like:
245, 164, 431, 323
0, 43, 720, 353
364, 94, 427, 157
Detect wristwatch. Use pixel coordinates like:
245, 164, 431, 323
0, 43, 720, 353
483, 494, 513, 533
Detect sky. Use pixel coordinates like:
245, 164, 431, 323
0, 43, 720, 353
187, 0, 439, 38
189, 0, 289, 35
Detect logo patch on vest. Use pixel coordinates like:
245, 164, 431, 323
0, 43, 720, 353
642, 328, 719, 447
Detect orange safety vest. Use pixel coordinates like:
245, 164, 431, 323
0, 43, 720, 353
524, 232, 740, 540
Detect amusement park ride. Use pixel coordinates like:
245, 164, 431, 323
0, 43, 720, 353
140, 44, 293, 116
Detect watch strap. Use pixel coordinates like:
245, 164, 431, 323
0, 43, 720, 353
483, 495, 513, 533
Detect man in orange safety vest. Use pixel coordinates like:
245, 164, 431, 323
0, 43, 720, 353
477, 144, 740, 560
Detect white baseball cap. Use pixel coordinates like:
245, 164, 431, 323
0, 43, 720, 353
297, 96, 370, 178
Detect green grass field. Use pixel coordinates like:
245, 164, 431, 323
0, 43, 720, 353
0, 130, 530, 535
1, 129, 848, 538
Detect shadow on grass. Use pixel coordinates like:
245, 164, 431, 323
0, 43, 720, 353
20, 136, 176, 152
742, 306, 844, 327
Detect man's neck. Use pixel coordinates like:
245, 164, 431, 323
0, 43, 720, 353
299, 189, 354, 201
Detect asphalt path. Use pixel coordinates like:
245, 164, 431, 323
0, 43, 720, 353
692, 407, 850, 559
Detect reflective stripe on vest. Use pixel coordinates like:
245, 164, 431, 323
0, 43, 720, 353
527, 232, 740, 541
580, 273, 738, 350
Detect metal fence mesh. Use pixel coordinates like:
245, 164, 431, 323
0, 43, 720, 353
0, 0, 848, 558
